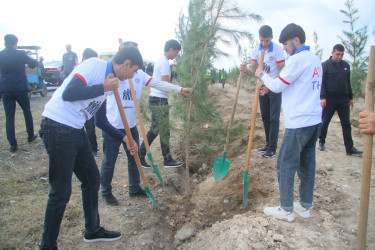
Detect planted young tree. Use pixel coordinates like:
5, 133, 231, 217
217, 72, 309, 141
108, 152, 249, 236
313, 31, 323, 61
174, 0, 261, 194
339, 0, 368, 97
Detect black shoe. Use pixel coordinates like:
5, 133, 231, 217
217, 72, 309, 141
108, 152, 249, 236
262, 149, 276, 158
164, 157, 183, 168
318, 142, 325, 151
258, 146, 268, 152
28, 132, 38, 143
10, 145, 18, 152
141, 158, 151, 169
129, 188, 148, 198
346, 147, 363, 156
84, 227, 122, 243
40, 246, 58, 250
102, 193, 119, 206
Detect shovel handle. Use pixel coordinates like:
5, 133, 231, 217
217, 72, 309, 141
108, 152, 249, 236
112, 76, 149, 188
244, 50, 265, 172
357, 45, 375, 250
224, 71, 243, 152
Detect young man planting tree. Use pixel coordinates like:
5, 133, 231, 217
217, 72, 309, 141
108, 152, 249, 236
139, 39, 184, 168
96, 41, 191, 206
240, 25, 285, 158
38, 46, 142, 248
255, 23, 322, 222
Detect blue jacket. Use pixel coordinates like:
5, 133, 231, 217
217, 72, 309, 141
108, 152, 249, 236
0, 46, 38, 92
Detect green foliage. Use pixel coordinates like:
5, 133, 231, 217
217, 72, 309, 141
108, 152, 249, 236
313, 31, 323, 61
339, 0, 368, 98
174, 0, 261, 159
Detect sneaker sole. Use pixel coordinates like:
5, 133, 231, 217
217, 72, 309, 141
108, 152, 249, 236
84, 235, 122, 243
164, 163, 183, 168
141, 165, 152, 169
262, 155, 275, 158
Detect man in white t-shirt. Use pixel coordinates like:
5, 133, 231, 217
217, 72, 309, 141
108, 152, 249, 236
255, 23, 322, 222
38, 46, 142, 248
240, 25, 285, 158
139, 39, 183, 168
96, 41, 191, 206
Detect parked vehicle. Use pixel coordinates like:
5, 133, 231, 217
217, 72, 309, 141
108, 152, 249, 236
44, 60, 63, 87
17, 46, 47, 97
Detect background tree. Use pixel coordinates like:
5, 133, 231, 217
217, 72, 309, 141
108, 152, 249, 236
174, 0, 261, 194
313, 31, 323, 61
338, 0, 368, 98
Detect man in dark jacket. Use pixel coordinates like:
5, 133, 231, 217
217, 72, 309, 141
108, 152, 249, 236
318, 44, 362, 156
0, 34, 38, 152
61, 44, 78, 79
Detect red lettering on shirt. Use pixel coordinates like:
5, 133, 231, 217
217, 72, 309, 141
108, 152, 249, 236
312, 67, 321, 78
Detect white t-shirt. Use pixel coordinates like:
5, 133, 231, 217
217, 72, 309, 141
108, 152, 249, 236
150, 55, 170, 98
261, 47, 322, 129
106, 69, 182, 129
42, 58, 107, 129
252, 41, 285, 78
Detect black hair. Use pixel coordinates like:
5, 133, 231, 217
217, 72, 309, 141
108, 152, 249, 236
123, 41, 138, 47
113, 46, 143, 69
259, 25, 273, 38
164, 39, 181, 52
4, 34, 18, 46
279, 23, 306, 44
82, 48, 98, 59
333, 44, 345, 52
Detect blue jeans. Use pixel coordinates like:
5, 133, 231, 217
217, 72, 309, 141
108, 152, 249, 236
276, 123, 321, 211
2, 90, 35, 146
100, 126, 141, 195
39, 117, 100, 248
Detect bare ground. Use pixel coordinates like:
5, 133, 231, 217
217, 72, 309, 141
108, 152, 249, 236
0, 81, 374, 249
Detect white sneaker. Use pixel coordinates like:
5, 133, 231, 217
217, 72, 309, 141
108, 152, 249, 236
293, 202, 311, 218
264, 206, 295, 222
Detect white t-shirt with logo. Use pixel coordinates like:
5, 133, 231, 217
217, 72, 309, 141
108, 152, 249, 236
261, 48, 322, 129
150, 55, 170, 99
251, 41, 285, 78
42, 58, 107, 129
106, 69, 182, 129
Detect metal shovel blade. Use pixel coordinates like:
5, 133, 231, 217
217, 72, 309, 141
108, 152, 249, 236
144, 186, 157, 206
213, 152, 230, 181
147, 153, 164, 186
243, 170, 249, 208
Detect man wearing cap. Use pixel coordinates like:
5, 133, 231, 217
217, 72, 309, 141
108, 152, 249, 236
255, 23, 322, 222
0, 34, 39, 152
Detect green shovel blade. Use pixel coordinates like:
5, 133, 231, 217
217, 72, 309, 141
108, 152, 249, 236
147, 153, 164, 186
213, 152, 231, 181
243, 171, 249, 208
144, 186, 157, 206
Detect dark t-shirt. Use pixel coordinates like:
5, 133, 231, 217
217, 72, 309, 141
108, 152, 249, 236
62, 51, 78, 75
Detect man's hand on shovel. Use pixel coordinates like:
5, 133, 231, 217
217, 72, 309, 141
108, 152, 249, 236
103, 74, 119, 92
122, 135, 138, 155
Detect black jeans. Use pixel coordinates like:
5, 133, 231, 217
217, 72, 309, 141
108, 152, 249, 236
140, 96, 171, 160
259, 91, 281, 151
2, 90, 35, 146
319, 97, 353, 152
39, 117, 100, 248
84, 117, 98, 152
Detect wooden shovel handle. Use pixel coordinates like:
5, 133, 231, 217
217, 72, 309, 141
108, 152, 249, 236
224, 71, 243, 152
112, 76, 149, 187
357, 45, 375, 250
244, 50, 265, 172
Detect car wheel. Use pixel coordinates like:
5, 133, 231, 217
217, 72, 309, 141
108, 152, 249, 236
40, 85, 48, 97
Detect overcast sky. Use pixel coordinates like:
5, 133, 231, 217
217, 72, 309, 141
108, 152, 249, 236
1, 0, 374, 70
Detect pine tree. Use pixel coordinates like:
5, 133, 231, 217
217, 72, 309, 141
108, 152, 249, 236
313, 31, 323, 61
338, 0, 368, 98
174, 0, 261, 194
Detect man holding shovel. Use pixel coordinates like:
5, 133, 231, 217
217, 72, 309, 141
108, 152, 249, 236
38, 46, 142, 248
240, 25, 285, 158
255, 23, 322, 222
96, 41, 191, 206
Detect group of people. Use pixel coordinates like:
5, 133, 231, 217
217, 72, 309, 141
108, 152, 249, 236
0, 20, 373, 248
239, 23, 365, 222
